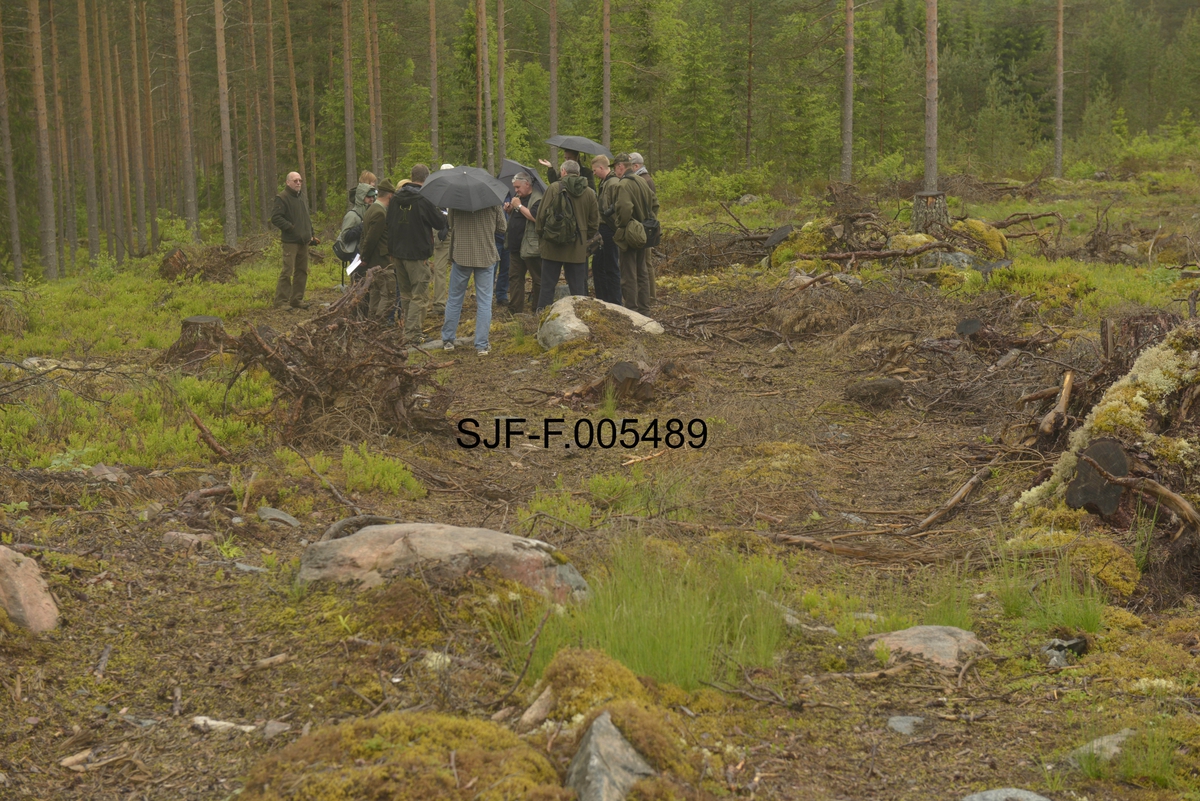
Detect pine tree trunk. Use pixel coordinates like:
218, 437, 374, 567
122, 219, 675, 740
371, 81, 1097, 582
923, 0, 938, 194
174, 0, 201, 241
362, 0, 379, 174
29, 0, 58, 278
247, 0, 267, 221
1054, 0, 1064, 179
77, 0, 100, 263
265, 0, 278, 190
548, 0, 557, 166
139, 1, 158, 249
114, 40, 135, 261
127, 1, 147, 254
94, 3, 112, 259
601, 0, 610, 149
497, 0, 505, 163
282, 0, 305, 183
100, 9, 124, 263
342, 0, 355, 193
368, 0, 383, 174
307, 33, 318, 208
479, 0, 494, 174
840, 0, 854, 183
428, 0, 438, 163
474, 1, 482, 168
215, 0, 237, 246
0, 5, 23, 280
231, 86, 241, 231
49, 0, 72, 271
745, 1, 753, 167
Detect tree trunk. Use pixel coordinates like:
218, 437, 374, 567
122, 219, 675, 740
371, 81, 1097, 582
368, 0, 383, 175
478, 0, 494, 174
496, 0, 505, 163
94, 3, 112, 258
428, 0, 438, 163
601, 0, 610, 149
923, 0, 938, 194
840, 0, 854, 183
282, 0, 305, 181
745, 0, 753, 167
247, 0, 267, 222
474, 1, 483, 168
127, 1, 146, 255
307, 33, 318, 208
49, 0, 73, 271
1054, 0, 1064, 179
139, 1, 158, 249
100, 9, 125, 263
29, 0, 59, 278
342, 0, 355, 193
0, 5, 23, 280
215, 0, 237, 245
113, 38, 135, 262
77, 0, 99, 264
362, 0, 380, 174
548, 0, 557, 166
265, 0, 278, 190
174, 0, 201, 241
231, 86, 241, 230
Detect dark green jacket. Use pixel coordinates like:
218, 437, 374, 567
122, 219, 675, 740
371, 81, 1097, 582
597, 173, 620, 230
270, 187, 314, 244
360, 200, 389, 269
613, 173, 659, 252
536, 176, 599, 264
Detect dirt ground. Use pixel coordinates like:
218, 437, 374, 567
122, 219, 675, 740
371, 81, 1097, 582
2, 236, 1199, 799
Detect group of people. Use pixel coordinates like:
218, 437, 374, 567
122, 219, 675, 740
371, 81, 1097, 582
268, 149, 661, 356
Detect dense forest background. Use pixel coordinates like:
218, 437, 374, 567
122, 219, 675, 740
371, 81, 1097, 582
1, 0, 1199, 278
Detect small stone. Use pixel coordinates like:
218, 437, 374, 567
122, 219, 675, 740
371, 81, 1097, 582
518, 686, 554, 732
1070, 729, 1136, 765
866, 626, 989, 670
258, 506, 301, 528
736, 193, 759, 206
0, 545, 60, 632
24, 717, 40, 726
198, 474, 218, 487
886, 716, 924, 735
262, 720, 292, 740
565, 711, 656, 801
231, 516, 244, 525
845, 377, 904, 407
162, 531, 213, 552
961, 791, 1051, 801
88, 463, 130, 484
138, 502, 165, 522
234, 562, 267, 573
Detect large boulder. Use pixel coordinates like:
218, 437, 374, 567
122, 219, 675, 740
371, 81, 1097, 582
0, 546, 59, 632
298, 523, 589, 602
537, 296, 664, 350
865, 625, 988, 669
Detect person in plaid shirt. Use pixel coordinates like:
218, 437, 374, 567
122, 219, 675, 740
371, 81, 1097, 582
440, 203, 507, 355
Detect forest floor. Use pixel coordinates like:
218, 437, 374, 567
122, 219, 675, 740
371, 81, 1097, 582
2, 170, 1200, 800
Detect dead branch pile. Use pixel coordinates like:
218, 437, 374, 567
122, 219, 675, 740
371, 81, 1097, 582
656, 222, 774, 274
159, 244, 260, 283
232, 268, 450, 444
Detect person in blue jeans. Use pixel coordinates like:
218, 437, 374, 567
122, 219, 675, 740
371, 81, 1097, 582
441, 203, 507, 355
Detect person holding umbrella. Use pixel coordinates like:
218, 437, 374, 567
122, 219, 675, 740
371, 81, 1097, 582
538, 135, 610, 194
419, 166, 509, 355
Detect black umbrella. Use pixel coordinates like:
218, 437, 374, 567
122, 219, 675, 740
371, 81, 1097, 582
419, 166, 511, 212
498, 158, 546, 193
545, 134, 612, 158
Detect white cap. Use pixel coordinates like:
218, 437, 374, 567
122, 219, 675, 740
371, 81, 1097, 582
440, 163, 455, 170
628, 152, 644, 166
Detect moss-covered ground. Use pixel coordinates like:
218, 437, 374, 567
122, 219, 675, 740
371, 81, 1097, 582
2, 172, 1200, 799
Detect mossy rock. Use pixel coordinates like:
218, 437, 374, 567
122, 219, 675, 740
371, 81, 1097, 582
771, 220, 833, 268
1017, 528, 1140, 597
887, 232, 936, 251
540, 647, 649, 719
950, 219, 1008, 259
580, 699, 699, 784
239, 712, 572, 801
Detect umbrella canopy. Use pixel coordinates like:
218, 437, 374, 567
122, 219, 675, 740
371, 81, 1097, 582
545, 134, 612, 158
419, 166, 511, 212
497, 159, 546, 193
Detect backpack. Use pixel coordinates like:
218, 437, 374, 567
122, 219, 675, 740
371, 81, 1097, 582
541, 186, 580, 247
334, 221, 363, 261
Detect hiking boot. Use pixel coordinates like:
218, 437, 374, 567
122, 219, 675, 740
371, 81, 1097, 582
411, 334, 428, 346
476, 347, 491, 356
443, 341, 455, 352
290, 300, 311, 310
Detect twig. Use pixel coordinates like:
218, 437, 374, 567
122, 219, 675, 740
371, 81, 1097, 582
1079, 454, 1200, 536
187, 408, 233, 460
895, 451, 1009, 537
289, 445, 362, 515
621, 450, 665, 467
93, 644, 113, 679
1036, 371, 1074, 438
496, 606, 553, 709
792, 241, 956, 263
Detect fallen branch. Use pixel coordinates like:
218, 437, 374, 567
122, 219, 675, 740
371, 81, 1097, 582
988, 211, 1064, 230
1079, 454, 1200, 534
320, 514, 399, 542
1018, 385, 1063, 404
791, 241, 956, 263
187, 408, 233, 460
1036, 371, 1074, 438
895, 451, 1009, 537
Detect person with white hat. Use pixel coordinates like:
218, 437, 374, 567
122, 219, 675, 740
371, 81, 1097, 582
425, 163, 456, 322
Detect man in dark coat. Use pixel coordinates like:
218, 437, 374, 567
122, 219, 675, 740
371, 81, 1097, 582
612, 154, 659, 316
505, 173, 543, 314
387, 164, 448, 342
270, 171, 318, 309
535, 160, 599, 311
590, 154, 622, 305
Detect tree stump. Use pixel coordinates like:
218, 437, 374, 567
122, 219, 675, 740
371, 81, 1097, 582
912, 191, 949, 233
1066, 439, 1129, 516
160, 315, 236, 366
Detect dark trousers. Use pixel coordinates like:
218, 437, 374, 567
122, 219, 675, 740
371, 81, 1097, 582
619, 247, 651, 315
508, 252, 541, 313
538, 259, 587, 311
592, 224, 621, 305
494, 233, 510, 304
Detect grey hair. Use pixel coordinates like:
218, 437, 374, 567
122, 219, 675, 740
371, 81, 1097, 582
513, 172, 532, 184
628, 152, 644, 166
561, 160, 580, 175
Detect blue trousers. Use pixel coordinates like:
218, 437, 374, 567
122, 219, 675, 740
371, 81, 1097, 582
442, 262, 496, 351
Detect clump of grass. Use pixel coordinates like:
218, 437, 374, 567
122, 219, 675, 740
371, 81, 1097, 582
341, 444, 425, 499
1115, 727, 1177, 789
516, 478, 595, 534
214, 533, 244, 560
921, 561, 974, 630
491, 539, 786, 691
1032, 555, 1105, 633
598, 383, 618, 418
992, 540, 1034, 619
1132, 498, 1159, 572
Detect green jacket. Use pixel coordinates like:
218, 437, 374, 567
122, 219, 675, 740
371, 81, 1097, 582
596, 173, 620, 230
270, 186, 313, 245
613, 173, 658, 252
360, 200, 389, 269
535, 176, 599, 264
